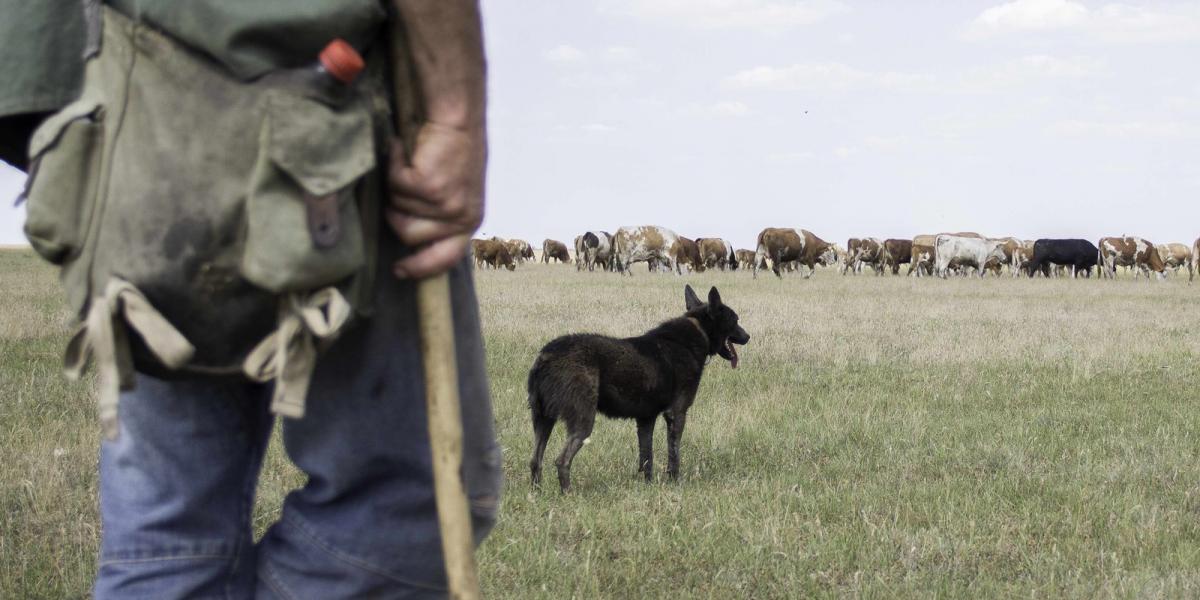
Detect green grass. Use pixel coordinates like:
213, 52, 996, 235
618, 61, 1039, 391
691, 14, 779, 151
3, 249, 1199, 598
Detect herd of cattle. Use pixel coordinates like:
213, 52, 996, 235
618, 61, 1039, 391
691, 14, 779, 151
470, 227, 1200, 281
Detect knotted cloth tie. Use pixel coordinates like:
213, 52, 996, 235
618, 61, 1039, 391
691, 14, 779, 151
64, 278, 196, 439
242, 287, 351, 419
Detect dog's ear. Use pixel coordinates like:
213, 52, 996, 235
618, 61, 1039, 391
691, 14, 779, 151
684, 285, 703, 310
707, 287, 723, 312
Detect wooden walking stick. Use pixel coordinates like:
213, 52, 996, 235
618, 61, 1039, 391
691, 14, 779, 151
389, 10, 482, 600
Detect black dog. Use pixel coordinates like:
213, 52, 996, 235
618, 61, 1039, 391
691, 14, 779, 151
527, 285, 750, 492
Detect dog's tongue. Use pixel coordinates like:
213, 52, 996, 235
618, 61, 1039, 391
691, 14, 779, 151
727, 340, 739, 369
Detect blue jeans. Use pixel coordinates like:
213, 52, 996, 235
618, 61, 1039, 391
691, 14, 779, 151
93, 257, 502, 599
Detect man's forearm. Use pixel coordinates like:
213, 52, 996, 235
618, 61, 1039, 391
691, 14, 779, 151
395, 0, 486, 131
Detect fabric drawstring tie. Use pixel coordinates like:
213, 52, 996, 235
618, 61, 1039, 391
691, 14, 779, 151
64, 278, 196, 439
242, 287, 351, 420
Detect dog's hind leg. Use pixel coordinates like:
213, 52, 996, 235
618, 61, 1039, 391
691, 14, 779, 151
664, 411, 688, 481
636, 416, 656, 482
555, 415, 595, 493
530, 414, 555, 486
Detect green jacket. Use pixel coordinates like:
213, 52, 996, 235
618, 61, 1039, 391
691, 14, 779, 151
0, 0, 384, 168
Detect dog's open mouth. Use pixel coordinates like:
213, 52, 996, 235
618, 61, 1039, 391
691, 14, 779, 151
724, 338, 739, 369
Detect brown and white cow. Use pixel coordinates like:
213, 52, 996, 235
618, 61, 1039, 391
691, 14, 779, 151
542, 239, 571, 264
752, 228, 838, 279
1194, 238, 1200, 283
612, 226, 681, 275
734, 249, 760, 271
696, 238, 735, 270
673, 237, 705, 273
881, 238, 912, 275
843, 237, 884, 276
495, 237, 534, 264
474, 239, 516, 271
1011, 240, 1036, 277
1155, 243, 1192, 280
981, 237, 1022, 277
1098, 236, 1165, 280
573, 235, 586, 270
908, 235, 936, 277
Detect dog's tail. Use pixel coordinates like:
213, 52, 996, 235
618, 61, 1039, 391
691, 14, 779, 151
527, 353, 547, 420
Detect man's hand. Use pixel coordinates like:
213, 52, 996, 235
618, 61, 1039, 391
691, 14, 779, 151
386, 122, 486, 279
388, 0, 487, 280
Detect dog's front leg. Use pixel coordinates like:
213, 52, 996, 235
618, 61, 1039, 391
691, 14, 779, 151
636, 416, 656, 482
664, 412, 687, 481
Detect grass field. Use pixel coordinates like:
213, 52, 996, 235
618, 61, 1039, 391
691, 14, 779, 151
3, 248, 1200, 598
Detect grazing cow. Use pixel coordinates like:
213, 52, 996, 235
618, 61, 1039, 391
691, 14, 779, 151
1098, 236, 1165, 280
1025, 239, 1098, 278
735, 249, 760, 271
1011, 240, 1035, 277
576, 231, 614, 272
908, 235, 936, 277
495, 237, 534, 264
1156, 243, 1193, 280
696, 238, 735, 270
613, 226, 681, 275
672, 237, 705, 274
881, 239, 912, 275
1194, 238, 1200, 283
752, 228, 838, 279
843, 237, 884, 276
475, 239, 516, 271
934, 235, 1007, 278
542, 239, 571, 264
981, 237, 1022, 277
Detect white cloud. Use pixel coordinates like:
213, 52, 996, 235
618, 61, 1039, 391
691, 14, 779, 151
966, 0, 1200, 43
725, 62, 934, 93
973, 0, 1088, 32
602, 0, 847, 31
603, 46, 638, 62
1050, 119, 1194, 138
581, 123, 616, 133
955, 54, 1104, 92
683, 101, 752, 118
863, 136, 906, 152
560, 70, 636, 89
767, 151, 816, 164
725, 53, 1101, 96
545, 44, 586, 63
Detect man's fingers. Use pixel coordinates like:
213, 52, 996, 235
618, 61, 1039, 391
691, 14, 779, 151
384, 209, 464, 247
387, 194, 452, 219
393, 234, 471, 280
388, 139, 437, 202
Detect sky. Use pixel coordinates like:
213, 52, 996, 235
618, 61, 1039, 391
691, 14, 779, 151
3, 0, 1199, 251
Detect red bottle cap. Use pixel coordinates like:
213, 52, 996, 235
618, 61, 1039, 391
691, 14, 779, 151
319, 39, 365, 84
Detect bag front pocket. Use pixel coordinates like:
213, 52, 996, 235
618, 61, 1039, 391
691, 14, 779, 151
240, 91, 376, 293
23, 99, 105, 264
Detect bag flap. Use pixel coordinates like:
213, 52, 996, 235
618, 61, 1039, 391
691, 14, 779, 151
28, 98, 103, 158
265, 92, 376, 197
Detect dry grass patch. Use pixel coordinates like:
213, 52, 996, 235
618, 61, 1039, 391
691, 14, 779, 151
3, 252, 1199, 598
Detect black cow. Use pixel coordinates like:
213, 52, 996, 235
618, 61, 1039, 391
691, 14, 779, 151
1027, 239, 1098, 278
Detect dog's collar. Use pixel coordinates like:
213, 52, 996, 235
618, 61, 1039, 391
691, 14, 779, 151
686, 317, 708, 345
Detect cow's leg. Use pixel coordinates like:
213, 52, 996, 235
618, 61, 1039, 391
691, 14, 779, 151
556, 414, 596, 493
530, 413, 556, 486
636, 416, 655, 482
663, 411, 688, 481
772, 253, 783, 279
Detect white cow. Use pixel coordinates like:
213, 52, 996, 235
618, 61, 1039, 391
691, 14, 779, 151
935, 235, 1007, 279
613, 225, 681, 276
